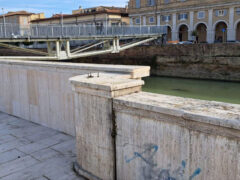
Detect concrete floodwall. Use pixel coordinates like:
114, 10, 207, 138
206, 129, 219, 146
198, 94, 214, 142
71, 74, 240, 180
0, 60, 150, 136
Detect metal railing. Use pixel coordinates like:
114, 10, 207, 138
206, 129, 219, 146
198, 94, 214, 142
0, 23, 167, 39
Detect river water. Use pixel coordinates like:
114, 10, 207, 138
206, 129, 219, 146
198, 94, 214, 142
143, 76, 240, 105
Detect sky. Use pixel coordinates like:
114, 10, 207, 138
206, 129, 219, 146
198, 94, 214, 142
0, 0, 128, 17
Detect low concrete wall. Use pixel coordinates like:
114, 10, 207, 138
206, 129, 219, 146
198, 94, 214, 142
71, 74, 240, 180
0, 60, 150, 136
114, 92, 240, 180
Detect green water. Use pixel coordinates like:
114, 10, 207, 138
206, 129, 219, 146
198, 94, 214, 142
143, 76, 240, 104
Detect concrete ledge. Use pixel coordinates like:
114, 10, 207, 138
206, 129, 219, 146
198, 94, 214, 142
114, 92, 240, 131
0, 60, 150, 79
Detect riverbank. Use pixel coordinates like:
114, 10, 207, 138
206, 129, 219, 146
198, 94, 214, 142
143, 76, 240, 104
73, 43, 240, 82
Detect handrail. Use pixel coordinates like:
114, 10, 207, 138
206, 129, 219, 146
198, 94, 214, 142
0, 24, 167, 39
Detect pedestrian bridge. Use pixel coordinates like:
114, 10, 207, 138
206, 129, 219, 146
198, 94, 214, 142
0, 24, 167, 60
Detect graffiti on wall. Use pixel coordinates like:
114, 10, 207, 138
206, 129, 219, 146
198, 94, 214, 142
125, 144, 201, 180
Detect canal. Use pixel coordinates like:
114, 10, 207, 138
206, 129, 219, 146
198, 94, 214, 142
143, 76, 240, 105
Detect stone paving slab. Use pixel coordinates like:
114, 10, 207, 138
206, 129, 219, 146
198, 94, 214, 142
0, 112, 83, 180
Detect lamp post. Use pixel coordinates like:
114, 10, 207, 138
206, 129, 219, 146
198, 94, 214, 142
61, 12, 63, 37
2, 8, 6, 38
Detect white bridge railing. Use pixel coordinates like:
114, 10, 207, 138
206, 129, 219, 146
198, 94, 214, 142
0, 23, 167, 39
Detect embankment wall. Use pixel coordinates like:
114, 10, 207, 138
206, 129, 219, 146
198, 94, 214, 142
75, 43, 240, 81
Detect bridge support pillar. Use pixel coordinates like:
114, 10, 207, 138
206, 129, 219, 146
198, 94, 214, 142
55, 41, 61, 58
112, 38, 120, 53
47, 42, 55, 56
65, 40, 71, 57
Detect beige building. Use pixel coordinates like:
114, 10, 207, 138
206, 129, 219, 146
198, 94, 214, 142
31, 6, 129, 27
128, 0, 240, 43
0, 11, 45, 26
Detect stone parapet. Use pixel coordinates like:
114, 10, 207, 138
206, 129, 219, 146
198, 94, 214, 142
113, 92, 240, 179
70, 73, 144, 180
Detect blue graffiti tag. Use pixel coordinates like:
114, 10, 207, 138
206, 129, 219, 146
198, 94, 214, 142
125, 144, 158, 166
189, 168, 201, 180
125, 144, 201, 180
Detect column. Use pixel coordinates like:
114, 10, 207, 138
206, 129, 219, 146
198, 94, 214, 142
70, 73, 144, 180
143, 16, 146, 26
207, 9, 214, 43
228, 7, 235, 41
157, 14, 161, 26
189, 11, 194, 40
172, 13, 178, 41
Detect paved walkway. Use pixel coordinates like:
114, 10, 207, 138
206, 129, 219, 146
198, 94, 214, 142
0, 112, 82, 180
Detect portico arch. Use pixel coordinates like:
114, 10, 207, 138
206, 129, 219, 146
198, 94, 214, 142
167, 26, 172, 41
234, 19, 240, 41
214, 20, 228, 43
195, 23, 207, 43
178, 24, 189, 41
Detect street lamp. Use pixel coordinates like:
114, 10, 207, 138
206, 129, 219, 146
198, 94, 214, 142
2, 8, 6, 38
61, 12, 63, 37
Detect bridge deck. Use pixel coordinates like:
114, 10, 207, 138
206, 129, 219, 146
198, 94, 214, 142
0, 112, 81, 180
0, 34, 162, 42
0, 24, 167, 42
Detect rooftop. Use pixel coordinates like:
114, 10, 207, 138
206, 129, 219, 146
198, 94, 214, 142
0, 11, 33, 18
0, 112, 82, 180
31, 6, 128, 23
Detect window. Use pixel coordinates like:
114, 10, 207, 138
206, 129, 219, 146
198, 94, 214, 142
111, 23, 119, 26
136, 0, 141, 8
236, 8, 240, 15
216, 9, 227, 17
135, 18, 140, 24
164, 0, 170, 4
162, 15, 171, 22
23, 17, 28, 25
147, 0, 155, 6
149, 16, 155, 23
198, 11, 205, 19
178, 13, 188, 21
218, 10, 224, 16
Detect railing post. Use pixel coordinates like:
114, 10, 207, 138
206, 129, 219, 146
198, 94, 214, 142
36, 25, 39, 37
3, 15, 6, 38
51, 26, 54, 37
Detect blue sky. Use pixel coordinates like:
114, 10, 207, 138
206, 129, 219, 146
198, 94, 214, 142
0, 0, 128, 17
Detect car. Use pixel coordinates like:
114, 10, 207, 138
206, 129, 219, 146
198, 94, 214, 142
178, 41, 193, 44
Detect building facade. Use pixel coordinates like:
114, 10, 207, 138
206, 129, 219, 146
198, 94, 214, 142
128, 0, 240, 43
0, 11, 45, 26
31, 6, 129, 27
